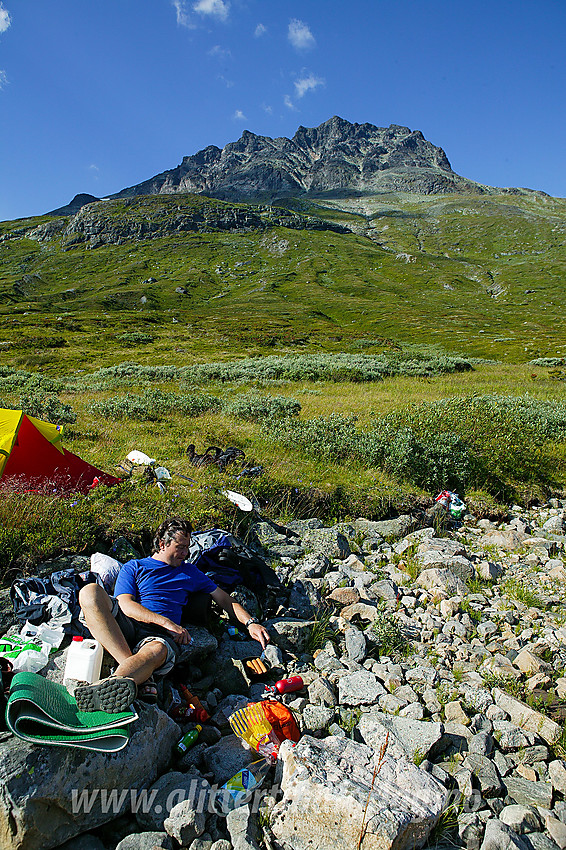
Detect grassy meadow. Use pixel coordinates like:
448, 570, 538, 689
0, 190, 565, 578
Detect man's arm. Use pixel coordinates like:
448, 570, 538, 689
211, 587, 270, 649
117, 594, 192, 645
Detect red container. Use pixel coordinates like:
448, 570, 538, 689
273, 676, 304, 695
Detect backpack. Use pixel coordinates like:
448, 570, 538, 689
189, 529, 281, 595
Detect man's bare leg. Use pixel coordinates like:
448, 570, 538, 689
78, 584, 167, 685
78, 583, 134, 665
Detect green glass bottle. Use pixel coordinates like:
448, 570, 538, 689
176, 723, 202, 754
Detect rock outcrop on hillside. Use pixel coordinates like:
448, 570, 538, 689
111, 116, 485, 202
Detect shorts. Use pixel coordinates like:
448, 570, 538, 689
110, 598, 179, 678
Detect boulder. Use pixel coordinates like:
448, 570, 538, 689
0, 707, 179, 850
338, 671, 386, 706
263, 618, 314, 654
417, 568, 468, 597
479, 819, 531, 850
270, 735, 447, 850
493, 688, 562, 745
301, 528, 351, 560
202, 734, 254, 786
358, 711, 444, 761
355, 516, 416, 540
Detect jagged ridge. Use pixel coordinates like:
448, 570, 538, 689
110, 116, 485, 202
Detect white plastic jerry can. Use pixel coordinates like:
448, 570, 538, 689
63, 636, 103, 685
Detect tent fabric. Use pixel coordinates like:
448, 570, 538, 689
0, 409, 121, 494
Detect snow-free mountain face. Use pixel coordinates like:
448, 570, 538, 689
109, 115, 485, 203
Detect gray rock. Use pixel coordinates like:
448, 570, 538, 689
136, 771, 213, 832
288, 579, 323, 618
203, 734, 254, 786
302, 705, 335, 733
0, 706, 179, 850
308, 677, 338, 707
543, 515, 565, 534
499, 806, 542, 834
502, 777, 553, 809
493, 689, 561, 745
176, 626, 219, 664
367, 579, 399, 602
210, 842, 233, 850
358, 711, 443, 761
115, 834, 174, 850
338, 671, 386, 705
524, 834, 562, 850
251, 521, 304, 560
263, 617, 314, 654
345, 627, 366, 663
459, 812, 486, 850
355, 516, 416, 540
462, 753, 504, 797
226, 803, 260, 850
480, 818, 531, 850
297, 553, 330, 578
417, 568, 468, 597
270, 734, 447, 850
301, 527, 351, 560
163, 800, 207, 845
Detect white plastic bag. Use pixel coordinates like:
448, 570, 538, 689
91, 552, 122, 592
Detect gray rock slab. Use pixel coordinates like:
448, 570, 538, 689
0, 706, 179, 850
417, 568, 468, 597
176, 626, 219, 663
358, 710, 444, 761
480, 818, 531, 850
301, 528, 351, 560
345, 627, 367, 662
493, 689, 562, 745
115, 834, 174, 850
355, 516, 416, 540
263, 617, 314, 654
203, 734, 254, 786
503, 776, 553, 809
136, 771, 213, 832
337, 670, 386, 705
499, 806, 542, 835
270, 735, 447, 850
163, 800, 207, 845
462, 753, 504, 797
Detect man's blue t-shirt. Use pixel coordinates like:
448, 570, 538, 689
114, 557, 218, 625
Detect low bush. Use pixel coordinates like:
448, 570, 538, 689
267, 395, 566, 498
117, 332, 155, 345
225, 392, 301, 422
89, 389, 221, 421
77, 352, 473, 390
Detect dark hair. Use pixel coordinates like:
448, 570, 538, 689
153, 517, 193, 551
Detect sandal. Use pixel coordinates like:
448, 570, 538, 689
138, 677, 158, 705
75, 676, 137, 714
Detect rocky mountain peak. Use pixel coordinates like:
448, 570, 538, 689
109, 116, 481, 203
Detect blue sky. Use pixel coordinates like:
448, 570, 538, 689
1, 0, 565, 221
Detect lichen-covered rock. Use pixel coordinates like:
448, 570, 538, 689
0, 707, 179, 850
270, 735, 447, 850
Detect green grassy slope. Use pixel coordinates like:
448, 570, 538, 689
0, 191, 564, 370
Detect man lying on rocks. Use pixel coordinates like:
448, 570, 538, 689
75, 516, 270, 713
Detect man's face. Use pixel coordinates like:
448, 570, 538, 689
159, 532, 191, 567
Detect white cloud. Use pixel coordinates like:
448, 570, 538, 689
284, 94, 296, 110
261, 103, 273, 114
208, 44, 231, 60
218, 74, 235, 88
193, 0, 230, 21
0, 70, 7, 89
288, 19, 315, 50
89, 164, 100, 172
233, 109, 247, 120
0, 4, 11, 34
254, 23, 266, 37
294, 72, 324, 98
172, 0, 195, 28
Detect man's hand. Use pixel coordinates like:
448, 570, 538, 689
162, 620, 192, 645
247, 622, 270, 649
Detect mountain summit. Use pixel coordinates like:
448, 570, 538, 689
111, 116, 483, 202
